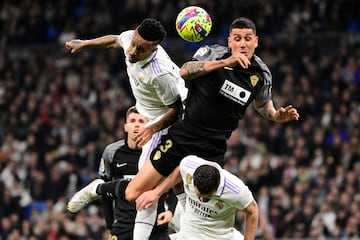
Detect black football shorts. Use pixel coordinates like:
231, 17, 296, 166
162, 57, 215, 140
150, 128, 226, 176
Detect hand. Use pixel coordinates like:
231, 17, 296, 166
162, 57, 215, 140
157, 210, 173, 225
225, 51, 251, 69
135, 189, 160, 211
65, 39, 85, 53
134, 126, 154, 147
274, 105, 299, 123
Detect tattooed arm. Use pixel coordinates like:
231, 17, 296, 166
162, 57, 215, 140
180, 52, 250, 80
254, 100, 299, 123
179, 61, 223, 80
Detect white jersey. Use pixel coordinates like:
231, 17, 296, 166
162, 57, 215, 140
177, 155, 254, 240
118, 30, 188, 124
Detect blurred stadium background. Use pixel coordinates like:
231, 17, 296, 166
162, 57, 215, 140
0, 0, 360, 239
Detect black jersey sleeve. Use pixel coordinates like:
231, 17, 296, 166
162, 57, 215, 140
98, 140, 126, 179
192, 44, 229, 61
253, 55, 273, 103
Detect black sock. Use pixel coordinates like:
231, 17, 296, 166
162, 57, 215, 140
97, 180, 129, 200
115, 180, 129, 200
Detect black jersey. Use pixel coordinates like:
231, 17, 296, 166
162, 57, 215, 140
182, 44, 272, 140
98, 139, 175, 240
153, 45, 274, 176
98, 139, 141, 236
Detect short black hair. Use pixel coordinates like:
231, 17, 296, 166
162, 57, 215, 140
230, 17, 256, 35
193, 165, 220, 195
137, 18, 167, 43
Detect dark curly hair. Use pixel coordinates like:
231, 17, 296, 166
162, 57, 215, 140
137, 18, 167, 43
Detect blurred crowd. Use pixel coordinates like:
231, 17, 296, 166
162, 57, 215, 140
1, 0, 360, 239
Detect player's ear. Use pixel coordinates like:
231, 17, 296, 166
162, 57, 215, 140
124, 123, 129, 133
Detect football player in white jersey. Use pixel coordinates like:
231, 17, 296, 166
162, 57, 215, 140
151, 155, 258, 240
65, 18, 187, 239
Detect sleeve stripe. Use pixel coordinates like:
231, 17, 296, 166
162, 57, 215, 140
224, 177, 241, 194
183, 156, 200, 170
151, 58, 163, 75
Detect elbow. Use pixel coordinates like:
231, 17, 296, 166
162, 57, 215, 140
179, 67, 189, 80
106, 35, 120, 48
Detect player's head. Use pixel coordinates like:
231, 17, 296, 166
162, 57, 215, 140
228, 17, 258, 61
127, 18, 167, 63
193, 164, 220, 202
124, 106, 148, 148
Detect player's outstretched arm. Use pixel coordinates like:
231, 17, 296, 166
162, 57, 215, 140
179, 53, 250, 80
254, 100, 299, 123
65, 35, 121, 53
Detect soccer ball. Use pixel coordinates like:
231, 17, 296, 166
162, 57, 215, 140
175, 6, 212, 42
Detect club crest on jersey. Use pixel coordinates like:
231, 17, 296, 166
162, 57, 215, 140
250, 75, 259, 86
185, 173, 193, 185
220, 79, 251, 105
215, 200, 224, 209
139, 75, 145, 82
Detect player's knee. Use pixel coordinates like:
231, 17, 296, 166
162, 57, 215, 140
125, 187, 140, 202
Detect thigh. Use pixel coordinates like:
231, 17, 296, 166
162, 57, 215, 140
126, 159, 163, 201
150, 135, 184, 177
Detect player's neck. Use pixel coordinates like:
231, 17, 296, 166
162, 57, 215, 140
127, 139, 140, 150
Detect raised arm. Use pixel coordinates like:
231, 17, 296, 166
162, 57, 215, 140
180, 51, 250, 80
65, 35, 121, 53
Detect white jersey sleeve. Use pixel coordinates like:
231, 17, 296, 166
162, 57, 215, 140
151, 73, 181, 106
117, 30, 133, 49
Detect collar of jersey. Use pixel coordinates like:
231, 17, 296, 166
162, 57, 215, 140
216, 166, 226, 196
139, 48, 158, 69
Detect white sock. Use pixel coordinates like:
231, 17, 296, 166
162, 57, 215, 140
133, 201, 158, 240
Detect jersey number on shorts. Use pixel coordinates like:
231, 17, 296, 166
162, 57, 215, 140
153, 139, 173, 160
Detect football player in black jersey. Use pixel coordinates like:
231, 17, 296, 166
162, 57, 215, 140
68, 106, 177, 240
135, 17, 299, 209
67, 17, 299, 224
